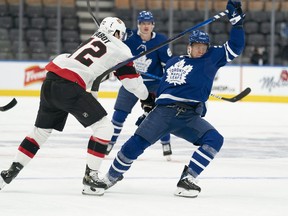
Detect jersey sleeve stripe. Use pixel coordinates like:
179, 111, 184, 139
225, 42, 238, 58
224, 43, 232, 62
117, 74, 140, 80
115, 64, 140, 80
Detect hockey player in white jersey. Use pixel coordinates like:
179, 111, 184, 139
0, 17, 153, 196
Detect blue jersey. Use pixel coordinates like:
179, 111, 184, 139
124, 29, 172, 87
156, 27, 245, 105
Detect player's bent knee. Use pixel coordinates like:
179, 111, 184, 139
197, 129, 224, 152
121, 135, 151, 160
27, 127, 52, 146
90, 116, 114, 140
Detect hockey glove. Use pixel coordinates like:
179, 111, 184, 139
140, 92, 155, 113
135, 112, 148, 126
226, 0, 245, 27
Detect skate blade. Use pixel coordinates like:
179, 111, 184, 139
82, 185, 105, 196
174, 187, 199, 198
0, 177, 7, 190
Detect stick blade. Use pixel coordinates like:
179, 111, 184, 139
223, 87, 251, 102
0, 98, 17, 111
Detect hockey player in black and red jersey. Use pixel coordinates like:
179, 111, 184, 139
0, 17, 153, 196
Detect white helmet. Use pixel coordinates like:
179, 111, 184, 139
98, 17, 126, 40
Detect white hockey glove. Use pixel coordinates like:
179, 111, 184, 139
226, 0, 245, 27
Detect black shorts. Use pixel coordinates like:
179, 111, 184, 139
35, 72, 107, 131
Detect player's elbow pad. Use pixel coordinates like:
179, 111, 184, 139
121, 77, 148, 100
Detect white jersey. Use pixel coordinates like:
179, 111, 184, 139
45, 31, 148, 100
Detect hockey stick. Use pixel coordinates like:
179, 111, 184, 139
0, 98, 17, 111
138, 72, 251, 102
87, 0, 113, 84
86, 0, 100, 27
210, 87, 251, 102
91, 10, 228, 91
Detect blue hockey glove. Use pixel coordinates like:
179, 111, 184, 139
140, 92, 155, 113
135, 112, 148, 126
226, 0, 245, 27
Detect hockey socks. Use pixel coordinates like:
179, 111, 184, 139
87, 136, 109, 171
18, 137, 40, 159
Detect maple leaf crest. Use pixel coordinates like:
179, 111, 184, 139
133, 56, 152, 73
165, 59, 193, 86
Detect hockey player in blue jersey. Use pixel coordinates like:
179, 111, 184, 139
99, 0, 246, 198
107, 11, 174, 159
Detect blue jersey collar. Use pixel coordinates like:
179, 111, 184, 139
137, 30, 156, 39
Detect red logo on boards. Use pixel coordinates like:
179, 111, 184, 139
280, 70, 288, 81
24, 65, 47, 86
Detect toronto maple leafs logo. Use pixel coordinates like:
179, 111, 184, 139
166, 59, 192, 86
134, 56, 152, 73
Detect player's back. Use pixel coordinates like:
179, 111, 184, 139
69, 32, 133, 81
48, 31, 133, 89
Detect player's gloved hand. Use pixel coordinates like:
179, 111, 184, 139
226, 0, 245, 27
135, 112, 148, 126
140, 92, 155, 113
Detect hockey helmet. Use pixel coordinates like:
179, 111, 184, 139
189, 30, 210, 45
137, 11, 154, 24
98, 17, 126, 40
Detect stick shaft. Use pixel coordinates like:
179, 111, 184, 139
91, 10, 228, 91
87, 0, 100, 27
136, 72, 251, 102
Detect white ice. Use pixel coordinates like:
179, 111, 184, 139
0, 96, 288, 216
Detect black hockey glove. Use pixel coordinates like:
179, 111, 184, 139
140, 92, 155, 113
226, 0, 245, 27
135, 112, 148, 126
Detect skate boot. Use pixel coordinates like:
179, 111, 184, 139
82, 165, 107, 196
0, 162, 24, 190
103, 173, 123, 190
162, 143, 172, 161
174, 165, 201, 198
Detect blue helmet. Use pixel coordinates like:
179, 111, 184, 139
137, 11, 154, 24
189, 30, 210, 45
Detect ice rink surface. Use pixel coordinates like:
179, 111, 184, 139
0, 96, 288, 216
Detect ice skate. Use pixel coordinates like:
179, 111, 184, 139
162, 143, 172, 161
82, 165, 107, 196
0, 162, 24, 190
174, 165, 201, 198
103, 173, 123, 190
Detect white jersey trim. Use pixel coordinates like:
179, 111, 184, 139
156, 94, 200, 103
224, 42, 239, 62
225, 41, 238, 57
